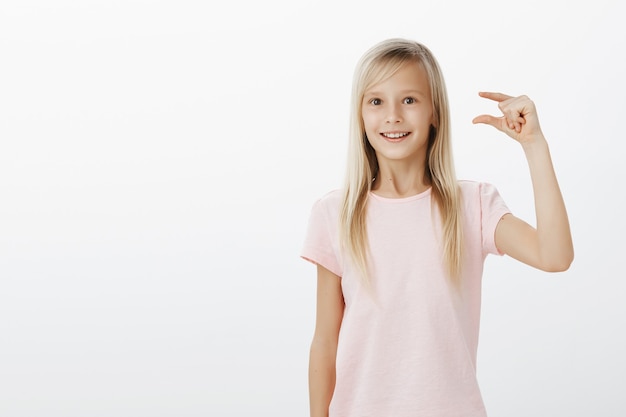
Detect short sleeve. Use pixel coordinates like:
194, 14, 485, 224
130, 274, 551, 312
480, 182, 511, 256
301, 198, 342, 277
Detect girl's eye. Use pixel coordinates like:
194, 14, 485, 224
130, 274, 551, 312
370, 98, 382, 105
403, 97, 416, 104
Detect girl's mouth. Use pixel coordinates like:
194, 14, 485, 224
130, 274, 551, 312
381, 132, 410, 141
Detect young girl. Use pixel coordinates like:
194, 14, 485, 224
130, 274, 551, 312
301, 38, 573, 417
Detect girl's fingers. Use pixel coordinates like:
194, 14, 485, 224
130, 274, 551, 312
478, 91, 513, 102
505, 116, 524, 132
474, 114, 522, 135
472, 114, 503, 130
476, 92, 539, 138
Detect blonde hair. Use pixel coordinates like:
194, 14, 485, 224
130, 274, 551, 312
339, 38, 463, 285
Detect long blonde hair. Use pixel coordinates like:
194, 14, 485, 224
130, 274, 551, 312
339, 38, 463, 285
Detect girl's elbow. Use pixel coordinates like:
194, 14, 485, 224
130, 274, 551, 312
543, 262, 571, 273
542, 251, 574, 273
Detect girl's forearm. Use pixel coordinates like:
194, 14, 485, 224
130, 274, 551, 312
522, 135, 574, 270
309, 341, 336, 417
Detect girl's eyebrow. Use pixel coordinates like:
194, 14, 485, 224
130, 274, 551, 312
364, 89, 427, 97
400, 89, 427, 96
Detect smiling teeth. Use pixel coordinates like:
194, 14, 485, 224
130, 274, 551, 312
382, 132, 409, 139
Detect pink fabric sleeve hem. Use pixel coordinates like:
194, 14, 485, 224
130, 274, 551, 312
300, 251, 342, 278
489, 209, 512, 256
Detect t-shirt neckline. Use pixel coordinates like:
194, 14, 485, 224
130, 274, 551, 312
369, 187, 432, 203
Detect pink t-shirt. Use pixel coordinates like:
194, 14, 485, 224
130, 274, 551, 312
301, 181, 510, 417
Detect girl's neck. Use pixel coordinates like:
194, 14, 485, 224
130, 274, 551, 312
371, 161, 430, 199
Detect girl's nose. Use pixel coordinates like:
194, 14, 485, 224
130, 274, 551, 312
385, 104, 402, 123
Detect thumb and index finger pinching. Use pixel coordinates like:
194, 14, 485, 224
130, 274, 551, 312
472, 91, 518, 131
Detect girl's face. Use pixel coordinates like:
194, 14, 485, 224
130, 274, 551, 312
361, 61, 434, 167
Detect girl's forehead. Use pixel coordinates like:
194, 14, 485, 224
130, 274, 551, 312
364, 61, 430, 95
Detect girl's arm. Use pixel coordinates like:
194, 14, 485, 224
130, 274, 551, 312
309, 264, 344, 417
473, 92, 574, 272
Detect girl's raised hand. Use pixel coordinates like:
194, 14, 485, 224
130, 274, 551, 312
472, 92, 544, 145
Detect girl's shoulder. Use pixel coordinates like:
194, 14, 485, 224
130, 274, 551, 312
458, 179, 499, 196
312, 188, 343, 208
457, 179, 508, 214
307, 189, 343, 220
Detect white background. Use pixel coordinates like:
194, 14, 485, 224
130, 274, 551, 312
1, 0, 625, 416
